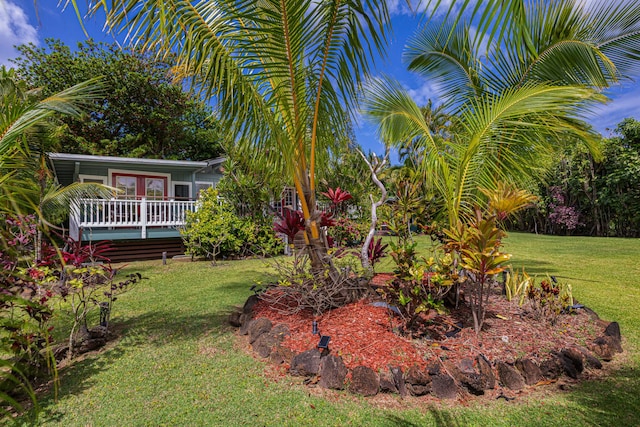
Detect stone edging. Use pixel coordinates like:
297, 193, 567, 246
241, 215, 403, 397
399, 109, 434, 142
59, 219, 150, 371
229, 296, 623, 399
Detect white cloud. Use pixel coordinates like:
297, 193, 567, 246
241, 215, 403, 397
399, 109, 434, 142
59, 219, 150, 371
591, 85, 640, 135
387, 0, 448, 17
0, 1, 38, 66
406, 79, 439, 106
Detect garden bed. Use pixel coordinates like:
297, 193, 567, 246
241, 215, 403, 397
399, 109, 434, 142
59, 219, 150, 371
235, 274, 623, 400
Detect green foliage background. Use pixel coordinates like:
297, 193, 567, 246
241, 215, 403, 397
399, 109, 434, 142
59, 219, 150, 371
12, 39, 223, 160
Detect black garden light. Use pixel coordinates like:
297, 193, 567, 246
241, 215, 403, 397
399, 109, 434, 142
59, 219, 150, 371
317, 335, 331, 351
312, 320, 330, 351
99, 302, 110, 327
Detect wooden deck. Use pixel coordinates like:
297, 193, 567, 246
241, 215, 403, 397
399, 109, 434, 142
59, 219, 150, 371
70, 198, 196, 241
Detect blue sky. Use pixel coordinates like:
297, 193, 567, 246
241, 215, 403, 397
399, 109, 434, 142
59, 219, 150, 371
2, 0, 640, 157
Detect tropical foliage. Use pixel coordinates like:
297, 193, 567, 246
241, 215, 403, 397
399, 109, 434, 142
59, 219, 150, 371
515, 117, 640, 237
181, 188, 283, 264
366, 0, 640, 227
0, 67, 113, 413
80, 0, 392, 276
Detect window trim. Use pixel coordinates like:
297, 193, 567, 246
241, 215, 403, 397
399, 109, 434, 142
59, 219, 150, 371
78, 174, 107, 185
173, 181, 193, 200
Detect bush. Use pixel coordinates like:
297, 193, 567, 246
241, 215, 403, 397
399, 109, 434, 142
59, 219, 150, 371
378, 243, 457, 336
0, 215, 56, 400
181, 188, 283, 263
329, 217, 367, 247
525, 276, 574, 325
0, 214, 143, 414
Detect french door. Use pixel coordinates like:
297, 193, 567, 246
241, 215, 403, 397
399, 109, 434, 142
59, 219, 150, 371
112, 173, 168, 200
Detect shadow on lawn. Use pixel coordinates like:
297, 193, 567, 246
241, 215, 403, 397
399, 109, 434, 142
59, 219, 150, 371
565, 366, 640, 426
507, 259, 557, 275
115, 308, 237, 348
385, 411, 463, 427
27, 308, 240, 424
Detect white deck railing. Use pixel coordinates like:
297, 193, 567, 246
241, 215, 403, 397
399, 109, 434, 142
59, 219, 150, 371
70, 198, 197, 240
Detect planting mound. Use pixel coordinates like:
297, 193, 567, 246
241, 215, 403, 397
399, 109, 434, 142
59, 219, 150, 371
233, 274, 623, 400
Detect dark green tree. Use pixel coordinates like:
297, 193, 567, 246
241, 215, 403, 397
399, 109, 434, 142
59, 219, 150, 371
515, 118, 640, 237
11, 39, 222, 160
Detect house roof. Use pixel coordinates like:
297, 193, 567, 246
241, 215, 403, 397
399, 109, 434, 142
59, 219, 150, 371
47, 153, 226, 186
47, 152, 225, 169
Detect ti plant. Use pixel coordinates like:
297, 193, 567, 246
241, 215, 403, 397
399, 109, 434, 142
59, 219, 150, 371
273, 208, 305, 246
504, 267, 532, 305
321, 187, 353, 216
444, 208, 511, 334
366, 237, 388, 270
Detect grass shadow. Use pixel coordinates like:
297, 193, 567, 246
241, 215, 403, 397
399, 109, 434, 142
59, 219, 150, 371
564, 366, 640, 426
113, 309, 237, 348
385, 410, 463, 427
21, 307, 242, 423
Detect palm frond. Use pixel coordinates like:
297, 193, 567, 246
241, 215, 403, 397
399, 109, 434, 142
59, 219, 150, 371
361, 76, 438, 150
404, 20, 482, 109
1, 78, 104, 157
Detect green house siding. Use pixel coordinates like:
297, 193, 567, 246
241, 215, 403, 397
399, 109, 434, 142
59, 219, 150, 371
49, 153, 223, 200
80, 227, 182, 241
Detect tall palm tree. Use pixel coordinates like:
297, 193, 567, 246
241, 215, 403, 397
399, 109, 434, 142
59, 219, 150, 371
365, 0, 640, 226
78, 0, 392, 273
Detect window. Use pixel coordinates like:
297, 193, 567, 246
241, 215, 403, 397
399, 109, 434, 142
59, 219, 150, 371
78, 174, 107, 185
174, 183, 191, 200
196, 182, 213, 198
115, 176, 137, 199
145, 177, 165, 200
110, 171, 169, 200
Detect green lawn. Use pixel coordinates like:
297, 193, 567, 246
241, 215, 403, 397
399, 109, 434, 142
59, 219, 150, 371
14, 233, 640, 426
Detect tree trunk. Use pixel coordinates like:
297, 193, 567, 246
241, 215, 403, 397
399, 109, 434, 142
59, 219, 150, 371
357, 147, 389, 274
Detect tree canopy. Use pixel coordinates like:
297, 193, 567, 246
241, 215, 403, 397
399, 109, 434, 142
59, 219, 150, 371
12, 39, 223, 160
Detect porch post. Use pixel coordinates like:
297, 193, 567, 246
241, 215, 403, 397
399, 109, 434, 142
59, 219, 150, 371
70, 200, 80, 241
140, 197, 147, 239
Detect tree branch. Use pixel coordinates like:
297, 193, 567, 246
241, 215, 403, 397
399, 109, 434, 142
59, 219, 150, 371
356, 146, 389, 273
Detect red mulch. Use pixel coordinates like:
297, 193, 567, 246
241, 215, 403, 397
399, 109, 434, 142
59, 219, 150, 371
252, 274, 607, 373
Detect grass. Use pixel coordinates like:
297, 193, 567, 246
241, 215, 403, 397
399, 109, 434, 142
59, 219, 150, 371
11, 232, 640, 426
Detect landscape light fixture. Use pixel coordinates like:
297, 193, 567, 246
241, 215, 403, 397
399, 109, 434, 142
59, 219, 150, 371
312, 320, 318, 335
318, 335, 331, 351
99, 302, 110, 327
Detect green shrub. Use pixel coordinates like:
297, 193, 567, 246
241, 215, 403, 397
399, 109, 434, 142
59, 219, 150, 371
181, 188, 282, 263
329, 217, 367, 247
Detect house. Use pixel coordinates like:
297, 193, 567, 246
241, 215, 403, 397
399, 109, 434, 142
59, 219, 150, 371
48, 153, 224, 261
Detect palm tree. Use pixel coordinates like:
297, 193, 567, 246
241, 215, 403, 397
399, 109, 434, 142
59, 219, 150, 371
1, 68, 108, 255
78, 0, 393, 274
365, 0, 640, 226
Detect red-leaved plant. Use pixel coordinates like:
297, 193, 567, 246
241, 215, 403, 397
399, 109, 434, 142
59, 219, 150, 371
321, 187, 352, 215
367, 237, 388, 267
273, 208, 305, 242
